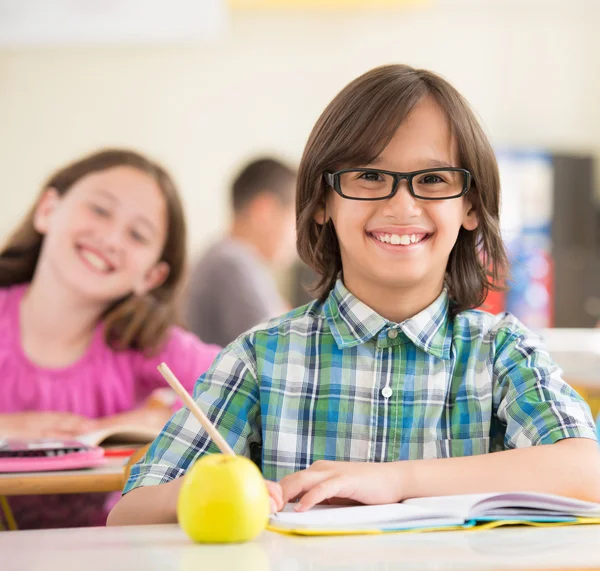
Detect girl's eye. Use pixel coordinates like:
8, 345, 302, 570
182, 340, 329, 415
130, 229, 150, 244
89, 203, 110, 217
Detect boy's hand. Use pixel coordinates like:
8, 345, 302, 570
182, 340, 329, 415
278, 460, 405, 512
265, 479, 284, 513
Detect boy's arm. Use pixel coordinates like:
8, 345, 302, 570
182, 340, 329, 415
107, 341, 262, 526
279, 438, 600, 511
280, 326, 600, 510
403, 437, 600, 499
107, 476, 284, 526
107, 477, 183, 526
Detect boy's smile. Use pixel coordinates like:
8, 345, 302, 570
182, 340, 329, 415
322, 96, 478, 322
368, 226, 432, 251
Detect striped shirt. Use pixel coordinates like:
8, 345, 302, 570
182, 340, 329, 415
124, 280, 596, 492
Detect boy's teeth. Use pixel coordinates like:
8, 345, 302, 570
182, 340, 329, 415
376, 233, 423, 246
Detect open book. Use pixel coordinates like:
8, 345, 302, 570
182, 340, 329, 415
268, 492, 600, 536
75, 424, 159, 447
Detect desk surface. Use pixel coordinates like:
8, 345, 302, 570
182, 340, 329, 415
3, 523, 600, 571
0, 458, 126, 496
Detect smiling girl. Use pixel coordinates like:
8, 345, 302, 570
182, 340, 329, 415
0, 149, 220, 528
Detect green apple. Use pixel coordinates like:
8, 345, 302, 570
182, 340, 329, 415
177, 454, 270, 543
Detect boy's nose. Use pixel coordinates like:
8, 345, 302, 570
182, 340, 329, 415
381, 180, 422, 216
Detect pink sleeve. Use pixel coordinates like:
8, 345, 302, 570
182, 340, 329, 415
134, 327, 221, 396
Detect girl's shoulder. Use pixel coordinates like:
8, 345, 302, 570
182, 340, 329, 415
158, 326, 222, 361
127, 325, 222, 386
0, 283, 27, 316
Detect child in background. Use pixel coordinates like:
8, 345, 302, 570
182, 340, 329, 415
185, 157, 296, 347
109, 65, 600, 526
0, 149, 220, 528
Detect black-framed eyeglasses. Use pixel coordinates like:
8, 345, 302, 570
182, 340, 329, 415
324, 167, 472, 201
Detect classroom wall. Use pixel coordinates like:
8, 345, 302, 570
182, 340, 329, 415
1, 0, 598, 257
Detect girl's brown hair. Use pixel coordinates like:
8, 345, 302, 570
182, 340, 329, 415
0, 149, 187, 353
296, 64, 507, 313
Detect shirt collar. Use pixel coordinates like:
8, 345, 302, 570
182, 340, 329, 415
324, 279, 452, 360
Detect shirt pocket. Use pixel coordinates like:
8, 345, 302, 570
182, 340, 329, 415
421, 436, 491, 460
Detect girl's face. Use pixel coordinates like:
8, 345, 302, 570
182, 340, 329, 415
320, 97, 478, 309
34, 166, 169, 305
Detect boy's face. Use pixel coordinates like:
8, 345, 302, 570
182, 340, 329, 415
321, 96, 478, 315
248, 190, 297, 268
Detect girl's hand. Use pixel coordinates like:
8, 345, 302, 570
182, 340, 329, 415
93, 404, 172, 432
278, 460, 405, 512
265, 479, 284, 514
0, 411, 97, 439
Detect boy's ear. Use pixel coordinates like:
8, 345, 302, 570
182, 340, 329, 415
135, 261, 170, 296
313, 203, 327, 226
462, 197, 479, 231
33, 188, 61, 235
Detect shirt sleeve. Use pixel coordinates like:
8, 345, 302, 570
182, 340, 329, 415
133, 326, 222, 398
123, 337, 261, 493
492, 325, 597, 449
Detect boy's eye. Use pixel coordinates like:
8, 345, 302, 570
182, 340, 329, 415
357, 171, 383, 182
419, 174, 448, 185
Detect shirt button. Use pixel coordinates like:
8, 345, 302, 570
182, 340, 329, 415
387, 329, 398, 339
382, 386, 393, 398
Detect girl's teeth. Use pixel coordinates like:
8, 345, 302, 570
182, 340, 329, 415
80, 249, 110, 271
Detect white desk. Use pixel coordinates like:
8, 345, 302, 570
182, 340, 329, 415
3, 523, 600, 571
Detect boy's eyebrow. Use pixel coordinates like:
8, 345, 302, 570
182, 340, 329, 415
425, 159, 454, 169
91, 189, 158, 237
366, 158, 455, 170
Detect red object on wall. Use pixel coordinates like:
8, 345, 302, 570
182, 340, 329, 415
480, 287, 505, 315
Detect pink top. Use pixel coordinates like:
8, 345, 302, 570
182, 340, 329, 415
0, 283, 222, 417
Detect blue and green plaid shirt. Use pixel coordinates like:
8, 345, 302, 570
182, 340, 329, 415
124, 280, 596, 492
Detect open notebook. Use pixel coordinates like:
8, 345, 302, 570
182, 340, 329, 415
268, 492, 600, 536
75, 424, 159, 447
0, 425, 158, 473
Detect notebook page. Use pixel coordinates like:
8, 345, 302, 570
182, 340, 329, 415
270, 502, 459, 530
404, 494, 498, 520
468, 492, 600, 518
76, 425, 158, 447
406, 492, 600, 519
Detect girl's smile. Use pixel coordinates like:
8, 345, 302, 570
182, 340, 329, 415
34, 165, 169, 306
75, 244, 116, 274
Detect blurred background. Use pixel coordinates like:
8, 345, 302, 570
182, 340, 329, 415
1, 0, 599, 402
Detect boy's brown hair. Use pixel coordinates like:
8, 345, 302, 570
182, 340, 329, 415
231, 157, 296, 213
0, 149, 187, 353
296, 64, 507, 313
